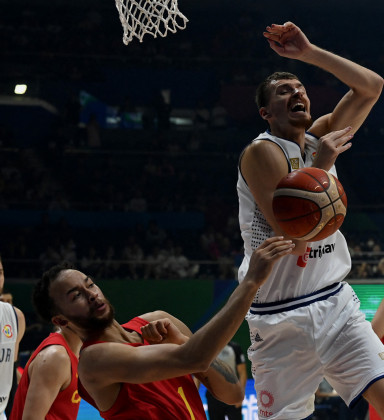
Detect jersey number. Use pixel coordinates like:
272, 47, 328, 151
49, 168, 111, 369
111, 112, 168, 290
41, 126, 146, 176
178, 386, 196, 420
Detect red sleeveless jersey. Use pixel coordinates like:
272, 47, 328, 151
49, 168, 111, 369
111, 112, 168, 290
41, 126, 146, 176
10, 332, 80, 420
78, 316, 207, 420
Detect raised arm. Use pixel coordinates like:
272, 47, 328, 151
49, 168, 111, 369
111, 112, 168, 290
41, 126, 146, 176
79, 237, 294, 388
263, 22, 383, 137
139, 313, 244, 405
22, 346, 74, 420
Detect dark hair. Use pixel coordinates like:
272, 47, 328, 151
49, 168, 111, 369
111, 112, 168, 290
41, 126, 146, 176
255, 71, 299, 109
33, 261, 75, 323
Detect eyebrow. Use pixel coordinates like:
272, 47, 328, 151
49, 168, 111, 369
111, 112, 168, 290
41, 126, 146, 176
66, 276, 90, 296
276, 82, 304, 89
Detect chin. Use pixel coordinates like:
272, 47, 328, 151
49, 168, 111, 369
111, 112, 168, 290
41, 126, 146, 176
290, 116, 313, 130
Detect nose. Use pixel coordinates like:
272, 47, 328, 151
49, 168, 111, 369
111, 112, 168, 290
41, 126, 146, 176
293, 88, 301, 96
87, 288, 98, 302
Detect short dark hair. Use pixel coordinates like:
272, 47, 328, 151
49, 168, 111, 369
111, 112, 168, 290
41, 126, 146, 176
255, 71, 299, 109
33, 261, 75, 323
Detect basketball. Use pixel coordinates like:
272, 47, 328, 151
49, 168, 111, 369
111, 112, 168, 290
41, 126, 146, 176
272, 167, 347, 242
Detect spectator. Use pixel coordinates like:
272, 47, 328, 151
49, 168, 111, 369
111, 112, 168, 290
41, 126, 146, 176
143, 246, 167, 279
145, 220, 167, 248
164, 245, 199, 279
121, 240, 144, 280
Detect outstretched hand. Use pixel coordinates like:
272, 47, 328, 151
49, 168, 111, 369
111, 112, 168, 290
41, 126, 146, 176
141, 318, 189, 345
312, 126, 353, 171
263, 22, 312, 59
244, 237, 295, 288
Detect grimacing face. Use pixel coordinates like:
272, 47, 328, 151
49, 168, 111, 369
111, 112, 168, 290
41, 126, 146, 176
262, 78, 312, 130
50, 269, 115, 331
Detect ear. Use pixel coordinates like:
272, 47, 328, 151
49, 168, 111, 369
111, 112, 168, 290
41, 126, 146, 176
52, 316, 68, 327
259, 107, 271, 121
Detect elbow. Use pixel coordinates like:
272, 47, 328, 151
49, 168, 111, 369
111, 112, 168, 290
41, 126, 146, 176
213, 385, 245, 406
226, 388, 245, 405
178, 347, 213, 373
194, 359, 212, 373
367, 74, 384, 101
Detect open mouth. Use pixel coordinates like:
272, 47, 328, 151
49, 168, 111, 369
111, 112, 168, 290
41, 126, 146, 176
95, 302, 106, 312
290, 103, 306, 113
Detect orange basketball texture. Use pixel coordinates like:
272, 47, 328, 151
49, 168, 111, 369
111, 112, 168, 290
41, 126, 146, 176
272, 168, 347, 241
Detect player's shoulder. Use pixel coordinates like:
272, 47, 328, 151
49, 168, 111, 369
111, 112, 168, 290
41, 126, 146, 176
13, 305, 25, 321
30, 343, 71, 379
36, 343, 70, 363
242, 138, 287, 167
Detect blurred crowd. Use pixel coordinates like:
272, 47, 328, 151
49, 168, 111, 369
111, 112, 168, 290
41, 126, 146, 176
1, 1, 384, 282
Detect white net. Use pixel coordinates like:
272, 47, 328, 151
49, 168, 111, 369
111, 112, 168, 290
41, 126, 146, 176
115, 0, 189, 45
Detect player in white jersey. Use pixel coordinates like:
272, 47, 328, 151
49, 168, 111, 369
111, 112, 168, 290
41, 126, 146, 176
0, 258, 25, 420
237, 21, 384, 419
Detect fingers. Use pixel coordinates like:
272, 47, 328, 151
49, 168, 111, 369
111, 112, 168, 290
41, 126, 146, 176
258, 236, 291, 249
257, 237, 295, 259
264, 22, 297, 36
322, 126, 354, 147
245, 238, 294, 284
141, 319, 170, 343
263, 32, 281, 43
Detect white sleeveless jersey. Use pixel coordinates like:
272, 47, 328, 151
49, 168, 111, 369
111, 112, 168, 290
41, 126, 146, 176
237, 131, 351, 303
0, 302, 18, 417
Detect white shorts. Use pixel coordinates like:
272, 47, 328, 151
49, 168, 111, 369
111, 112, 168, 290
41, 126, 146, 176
246, 282, 384, 420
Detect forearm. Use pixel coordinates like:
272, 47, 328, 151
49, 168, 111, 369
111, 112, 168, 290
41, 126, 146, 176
182, 282, 258, 372
301, 45, 383, 96
179, 238, 293, 371
194, 359, 244, 405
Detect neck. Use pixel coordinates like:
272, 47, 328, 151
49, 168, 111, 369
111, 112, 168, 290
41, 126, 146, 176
269, 125, 306, 150
59, 327, 83, 357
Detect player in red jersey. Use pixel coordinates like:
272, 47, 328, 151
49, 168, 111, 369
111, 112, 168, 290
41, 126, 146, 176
10, 326, 82, 420
32, 237, 294, 420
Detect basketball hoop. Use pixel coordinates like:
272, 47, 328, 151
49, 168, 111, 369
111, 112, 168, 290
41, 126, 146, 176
115, 0, 189, 45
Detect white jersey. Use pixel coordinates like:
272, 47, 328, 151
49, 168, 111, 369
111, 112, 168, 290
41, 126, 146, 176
237, 130, 351, 303
0, 302, 18, 418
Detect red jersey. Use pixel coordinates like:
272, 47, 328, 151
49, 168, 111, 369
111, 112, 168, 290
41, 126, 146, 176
10, 332, 80, 420
78, 317, 207, 420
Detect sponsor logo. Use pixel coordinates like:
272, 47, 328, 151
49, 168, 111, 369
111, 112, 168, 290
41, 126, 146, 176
297, 246, 311, 268
258, 390, 274, 417
2, 324, 13, 338
289, 158, 300, 170
296, 243, 336, 268
259, 390, 274, 408
254, 333, 264, 342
